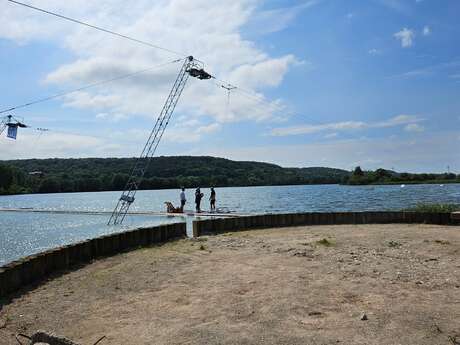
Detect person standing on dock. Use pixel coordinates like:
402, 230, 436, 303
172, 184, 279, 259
195, 188, 203, 212
180, 187, 186, 212
210, 187, 216, 212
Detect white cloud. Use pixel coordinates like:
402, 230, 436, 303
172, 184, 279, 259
389, 60, 460, 79
95, 112, 128, 122
376, 114, 422, 126
198, 131, 460, 172
324, 132, 338, 139
376, 0, 411, 14
196, 123, 221, 135
0, 131, 114, 159
62, 91, 122, 110
271, 121, 364, 136
95, 113, 109, 119
2, 122, 455, 173
0, 123, 214, 158
163, 120, 222, 143
423, 25, 431, 36
368, 48, 381, 55
270, 114, 423, 136
404, 123, 424, 132
1, 0, 300, 129
391, 69, 431, 79
163, 126, 202, 144
246, 1, 319, 35
394, 28, 415, 48
228, 55, 300, 90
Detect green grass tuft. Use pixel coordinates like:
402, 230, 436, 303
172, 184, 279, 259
316, 238, 334, 247
434, 239, 450, 245
388, 240, 401, 248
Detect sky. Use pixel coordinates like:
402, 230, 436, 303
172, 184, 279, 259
0, 0, 459, 172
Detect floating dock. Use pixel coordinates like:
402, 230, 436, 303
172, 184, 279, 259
0, 207, 248, 218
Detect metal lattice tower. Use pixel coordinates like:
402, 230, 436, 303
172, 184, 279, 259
0, 115, 13, 136
108, 56, 211, 225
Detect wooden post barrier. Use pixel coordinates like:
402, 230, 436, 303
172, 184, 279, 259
192, 211, 458, 237
0, 223, 186, 298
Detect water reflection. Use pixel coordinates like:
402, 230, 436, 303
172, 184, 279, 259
1, 184, 459, 265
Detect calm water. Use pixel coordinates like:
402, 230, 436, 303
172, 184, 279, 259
1, 184, 459, 266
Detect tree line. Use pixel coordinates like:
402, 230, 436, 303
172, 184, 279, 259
346, 166, 460, 185
2, 158, 458, 195
0, 156, 350, 195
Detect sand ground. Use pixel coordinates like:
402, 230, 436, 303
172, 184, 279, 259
1, 224, 460, 345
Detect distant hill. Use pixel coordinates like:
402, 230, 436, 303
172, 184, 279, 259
0, 156, 350, 194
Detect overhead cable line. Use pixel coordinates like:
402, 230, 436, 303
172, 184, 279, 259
212, 77, 327, 126
7, 1, 273, 114
235, 88, 290, 114
6, 0, 187, 57
7, 1, 308, 127
212, 77, 288, 113
234, 88, 322, 125
6, 0, 292, 118
0, 59, 182, 114
211, 79, 294, 120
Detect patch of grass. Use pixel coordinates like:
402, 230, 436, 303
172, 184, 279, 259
435, 239, 451, 245
403, 203, 460, 213
388, 240, 401, 248
316, 238, 334, 247
199, 244, 206, 250
0, 315, 12, 329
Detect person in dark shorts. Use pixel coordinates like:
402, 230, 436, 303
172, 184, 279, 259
209, 187, 216, 211
195, 187, 203, 212
180, 187, 186, 212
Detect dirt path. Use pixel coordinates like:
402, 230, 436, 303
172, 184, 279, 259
1, 224, 460, 345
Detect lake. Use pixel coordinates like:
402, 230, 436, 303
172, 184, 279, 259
1, 183, 459, 266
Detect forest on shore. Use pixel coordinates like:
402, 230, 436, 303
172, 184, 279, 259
346, 166, 459, 185
0, 157, 458, 195
0, 156, 349, 194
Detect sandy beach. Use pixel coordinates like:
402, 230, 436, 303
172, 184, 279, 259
1, 224, 459, 345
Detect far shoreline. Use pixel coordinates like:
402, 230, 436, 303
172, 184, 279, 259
344, 180, 460, 186
1, 181, 460, 197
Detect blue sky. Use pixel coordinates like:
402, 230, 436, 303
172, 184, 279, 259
0, 0, 459, 172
